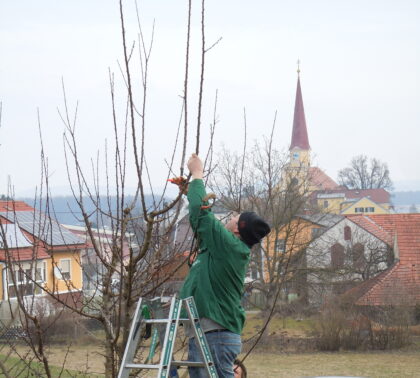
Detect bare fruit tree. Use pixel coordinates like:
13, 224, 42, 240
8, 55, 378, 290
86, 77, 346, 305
0, 1, 220, 377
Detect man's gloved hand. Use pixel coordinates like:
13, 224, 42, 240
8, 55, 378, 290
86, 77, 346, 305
187, 153, 204, 179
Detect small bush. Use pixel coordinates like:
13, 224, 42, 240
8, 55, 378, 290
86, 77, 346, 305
311, 298, 412, 351
25, 301, 104, 345
369, 325, 410, 350
311, 304, 347, 351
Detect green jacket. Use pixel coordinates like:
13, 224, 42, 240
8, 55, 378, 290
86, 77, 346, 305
179, 179, 250, 335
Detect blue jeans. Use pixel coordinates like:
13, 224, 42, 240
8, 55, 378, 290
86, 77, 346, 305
188, 330, 241, 378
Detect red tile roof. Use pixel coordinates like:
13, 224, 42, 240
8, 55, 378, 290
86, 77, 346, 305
344, 214, 420, 306
343, 263, 398, 304
309, 167, 340, 190
346, 215, 393, 245
0, 246, 50, 261
0, 201, 34, 212
369, 214, 420, 265
344, 188, 390, 204
290, 77, 310, 150
314, 188, 390, 204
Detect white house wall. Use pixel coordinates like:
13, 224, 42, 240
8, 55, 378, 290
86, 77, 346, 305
306, 218, 389, 283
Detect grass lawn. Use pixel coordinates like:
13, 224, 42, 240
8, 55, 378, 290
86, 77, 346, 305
3, 344, 419, 378
241, 351, 420, 378
1, 317, 419, 377
0, 353, 104, 377
243, 313, 313, 340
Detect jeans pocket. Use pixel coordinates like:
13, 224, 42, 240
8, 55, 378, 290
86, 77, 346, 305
215, 334, 242, 377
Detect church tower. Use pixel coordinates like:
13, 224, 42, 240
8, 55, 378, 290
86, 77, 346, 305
289, 65, 311, 168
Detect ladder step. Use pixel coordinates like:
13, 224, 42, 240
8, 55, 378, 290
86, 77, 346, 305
144, 319, 171, 324
125, 363, 160, 369
143, 318, 197, 324
172, 361, 213, 367
179, 318, 198, 322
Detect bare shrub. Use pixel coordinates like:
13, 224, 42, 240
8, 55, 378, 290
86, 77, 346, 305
312, 299, 412, 351
27, 306, 84, 345
311, 300, 347, 351
366, 306, 411, 350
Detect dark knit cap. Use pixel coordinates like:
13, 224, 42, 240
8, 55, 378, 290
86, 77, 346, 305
238, 211, 271, 248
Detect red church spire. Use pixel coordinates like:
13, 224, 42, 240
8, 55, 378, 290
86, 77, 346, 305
289, 65, 310, 151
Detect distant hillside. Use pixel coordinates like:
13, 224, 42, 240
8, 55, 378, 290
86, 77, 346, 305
18, 195, 164, 226
391, 191, 420, 206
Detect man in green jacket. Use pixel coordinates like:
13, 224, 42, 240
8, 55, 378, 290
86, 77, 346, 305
179, 154, 270, 378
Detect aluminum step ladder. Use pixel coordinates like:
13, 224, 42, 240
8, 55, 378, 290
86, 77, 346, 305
118, 296, 219, 378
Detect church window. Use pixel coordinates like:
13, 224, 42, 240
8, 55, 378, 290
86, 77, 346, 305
323, 200, 329, 209
344, 226, 351, 241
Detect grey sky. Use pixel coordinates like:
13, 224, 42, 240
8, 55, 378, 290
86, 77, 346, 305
0, 0, 419, 196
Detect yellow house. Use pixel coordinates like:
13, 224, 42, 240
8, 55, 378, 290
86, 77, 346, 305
315, 189, 392, 215
340, 196, 390, 215
0, 201, 85, 308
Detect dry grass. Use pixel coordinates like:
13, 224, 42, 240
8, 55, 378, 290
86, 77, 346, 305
243, 313, 312, 340
242, 351, 420, 378
2, 344, 105, 376
3, 343, 420, 377
2, 317, 419, 377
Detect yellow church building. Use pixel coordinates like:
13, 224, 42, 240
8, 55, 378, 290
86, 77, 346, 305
283, 69, 391, 215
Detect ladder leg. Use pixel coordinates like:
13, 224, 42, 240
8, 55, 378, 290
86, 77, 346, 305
118, 298, 144, 378
158, 296, 182, 378
184, 297, 219, 378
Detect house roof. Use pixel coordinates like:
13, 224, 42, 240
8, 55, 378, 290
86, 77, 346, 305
0, 210, 84, 247
308, 167, 340, 190
289, 76, 310, 151
314, 188, 390, 204
299, 213, 343, 228
369, 214, 420, 265
343, 213, 420, 306
0, 246, 50, 261
0, 223, 32, 249
344, 188, 390, 203
346, 215, 393, 245
0, 201, 34, 212
0, 201, 86, 262
343, 262, 399, 304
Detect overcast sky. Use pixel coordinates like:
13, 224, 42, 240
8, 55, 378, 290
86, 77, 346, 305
0, 0, 419, 197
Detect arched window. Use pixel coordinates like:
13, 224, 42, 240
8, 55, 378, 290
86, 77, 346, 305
352, 243, 366, 269
331, 243, 345, 268
344, 226, 351, 241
